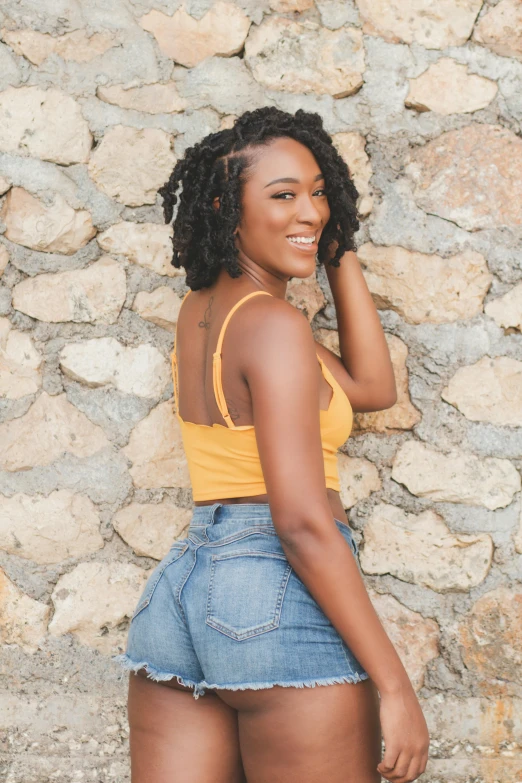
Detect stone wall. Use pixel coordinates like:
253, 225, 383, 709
0, 0, 521, 780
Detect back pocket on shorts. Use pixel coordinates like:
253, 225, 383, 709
206, 550, 292, 641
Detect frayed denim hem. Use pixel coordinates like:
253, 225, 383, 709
112, 653, 370, 700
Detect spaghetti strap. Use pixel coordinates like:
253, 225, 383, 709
171, 289, 192, 413
213, 290, 273, 428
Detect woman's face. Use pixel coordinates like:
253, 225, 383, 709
234, 137, 331, 282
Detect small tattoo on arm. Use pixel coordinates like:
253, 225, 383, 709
198, 296, 213, 329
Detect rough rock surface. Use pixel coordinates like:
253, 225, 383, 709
405, 57, 497, 115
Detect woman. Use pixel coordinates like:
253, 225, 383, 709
113, 107, 430, 782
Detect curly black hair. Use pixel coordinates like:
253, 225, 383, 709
158, 106, 361, 291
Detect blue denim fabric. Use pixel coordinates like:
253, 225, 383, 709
112, 502, 369, 699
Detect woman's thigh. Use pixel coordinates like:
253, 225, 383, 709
127, 671, 246, 783
218, 678, 382, 783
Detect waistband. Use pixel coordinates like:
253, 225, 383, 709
190, 502, 273, 526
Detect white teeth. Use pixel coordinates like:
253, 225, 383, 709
288, 236, 315, 244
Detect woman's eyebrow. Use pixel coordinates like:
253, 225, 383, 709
263, 173, 325, 188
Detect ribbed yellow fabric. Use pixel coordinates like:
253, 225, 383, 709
171, 289, 353, 501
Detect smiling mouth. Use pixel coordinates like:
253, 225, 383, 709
286, 235, 318, 252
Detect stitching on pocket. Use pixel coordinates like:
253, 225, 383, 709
206, 550, 292, 641
131, 542, 188, 621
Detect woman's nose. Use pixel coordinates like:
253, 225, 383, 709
296, 195, 323, 225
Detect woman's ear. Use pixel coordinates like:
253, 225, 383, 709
212, 196, 220, 210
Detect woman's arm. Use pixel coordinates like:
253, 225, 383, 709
324, 249, 397, 413
242, 297, 428, 780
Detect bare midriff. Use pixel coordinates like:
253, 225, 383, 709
194, 486, 350, 527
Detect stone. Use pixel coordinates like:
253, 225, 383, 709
405, 58, 497, 115
131, 287, 182, 333
0, 28, 119, 65
0, 176, 10, 196
368, 588, 440, 690
245, 18, 365, 98
0, 392, 109, 471
179, 56, 265, 115
357, 244, 492, 324
0, 187, 96, 255
0, 319, 41, 399
113, 500, 192, 559
515, 501, 522, 554
0, 86, 92, 164
48, 561, 149, 653
122, 399, 191, 489
59, 338, 172, 398
219, 114, 238, 130
139, 2, 251, 68
97, 82, 187, 114
355, 0, 483, 49
485, 283, 522, 332
286, 273, 326, 321
316, 329, 420, 433
97, 222, 181, 278
87, 125, 176, 207
472, 0, 522, 62
0, 490, 103, 565
360, 502, 493, 591
405, 124, 522, 231
442, 356, 522, 427
332, 132, 374, 216
270, 0, 314, 10
12, 256, 126, 324
391, 441, 521, 511
338, 453, 381, 508
459, 587, 522, 686
0, 245, 8, 277
0, 567, 49, 654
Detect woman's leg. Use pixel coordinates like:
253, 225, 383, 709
218, 678, 382, 783
127, 670, 246, 783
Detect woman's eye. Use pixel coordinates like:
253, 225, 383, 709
272, 189, 327, 200
272, 191, 294, 199
314, 189, 327, 196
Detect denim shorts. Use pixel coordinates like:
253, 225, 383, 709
112, 502, 369, 699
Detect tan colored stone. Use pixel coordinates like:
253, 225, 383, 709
219, 114, 238, 130
0, 318, 41, 399
1, 28, 118, 65
0, 490, 103, 565
113, 500, 192, 559
0, 392, 109, 471
59, 338, 171, 398
48, 561, 148, 653
473, 0, 522, 62
442, 356, 522, 427
122, 400, 191, 489
270, 0, 314, 10
0, 245, 8, 277
87, 125, 176, 207
97, 82, 187, 114
0, 86, 92, 164
392, 440, 521, 510
459, 587, 522, 686
0, 175, 11, 196
140, 2, 251, 68
405, 57, 497, 115
357, 244, 492, 324
0, 567, 49, 654
338, 454, 381, 509
355, 0, 483, 49
368, 588, 440, 690
332, 132, 374, 216
286, 273, 326, 322
97, 222, 181, 278
406, 124, 522, 231
12, 256, 125, 324
360, 502, 493, 591
1, 187, 96, 255
485, 282, 522, 332
131, 287, 182, 333
245, 18, 365, 97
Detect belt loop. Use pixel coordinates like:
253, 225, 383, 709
208, 502, 223, 526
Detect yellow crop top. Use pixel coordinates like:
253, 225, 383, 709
171, 289, 353, 501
